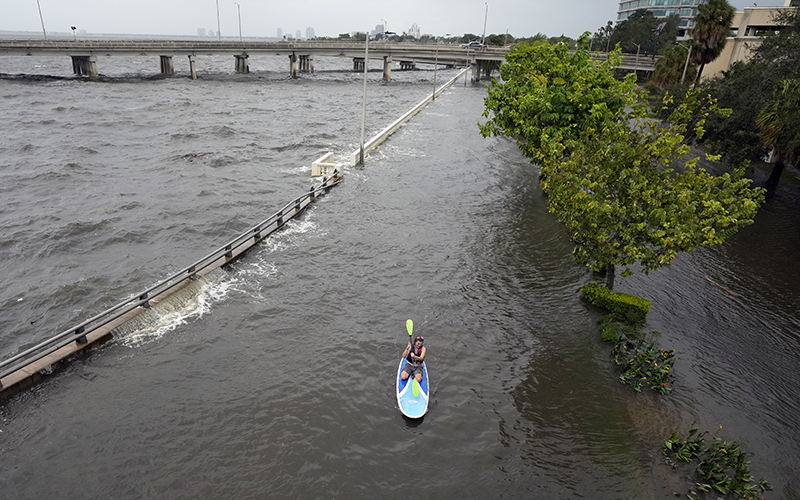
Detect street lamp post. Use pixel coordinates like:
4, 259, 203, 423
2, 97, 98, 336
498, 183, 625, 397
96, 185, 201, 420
36, 0, 47, 40
71, 26, 77, 41
482, 3, 488, 45
381, 19, 387, 37
633, 42, 641, 77
235, 2, 242, 43
675, 41, 693, 85
359, 33, 370, 165
215, 0, 221, 41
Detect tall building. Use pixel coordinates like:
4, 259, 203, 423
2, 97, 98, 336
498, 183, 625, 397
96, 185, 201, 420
306, 27, 315, 39
277, 28, 283, 39
408, 22, 420, 39
197, 28, 207, 37
617, 0, 707, 34
296, 30, 302, 40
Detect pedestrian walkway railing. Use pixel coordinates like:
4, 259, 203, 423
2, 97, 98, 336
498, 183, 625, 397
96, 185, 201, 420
0, 171, 342, 393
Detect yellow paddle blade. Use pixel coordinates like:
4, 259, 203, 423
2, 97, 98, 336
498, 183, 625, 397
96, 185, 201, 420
406, 319, 413, 336
412, 377, 421, 397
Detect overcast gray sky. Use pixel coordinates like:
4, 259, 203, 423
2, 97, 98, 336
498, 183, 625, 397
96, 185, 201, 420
1, 0, 789, 39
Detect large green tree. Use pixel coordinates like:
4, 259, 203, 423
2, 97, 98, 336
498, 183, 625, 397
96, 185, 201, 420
690, 0, 736, 83
757, 79, 800, 187
480, 36, 764, 288
611, 10, 680, 55
479, 38, 633, 168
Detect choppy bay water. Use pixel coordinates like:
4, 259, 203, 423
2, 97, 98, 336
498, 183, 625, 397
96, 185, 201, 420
1, 53, 799, 499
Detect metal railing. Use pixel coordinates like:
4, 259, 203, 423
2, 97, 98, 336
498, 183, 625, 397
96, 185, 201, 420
0, 173, 342, 387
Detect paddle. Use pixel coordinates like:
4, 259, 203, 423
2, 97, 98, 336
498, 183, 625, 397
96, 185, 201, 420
406, 319, 421, 398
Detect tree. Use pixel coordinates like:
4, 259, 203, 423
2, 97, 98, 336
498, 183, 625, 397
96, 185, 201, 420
541, 90, 764, 288
696, 7, 799, 178
594, 21, 615, 52
756, 79, 800, 187
480, 36, 764, 289
652, 44, 697, 87
611, 10, 680, 55
479, 36, 634, 167
698, 62, 770, 168
690, 0, 736, 83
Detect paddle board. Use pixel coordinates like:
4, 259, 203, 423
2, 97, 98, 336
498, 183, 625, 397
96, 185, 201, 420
396, 358, 429, 418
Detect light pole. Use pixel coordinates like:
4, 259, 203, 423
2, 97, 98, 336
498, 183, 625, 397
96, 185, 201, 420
481, 3, 488, 45
632, 42, 641, 77
235, 2, 242, 43
359, 32, 370, 165
71, 26, 77, 41
675, 41, 693, 85
36, 0, 47, 40
215, 0, 221, 41
381, 18, 387, 37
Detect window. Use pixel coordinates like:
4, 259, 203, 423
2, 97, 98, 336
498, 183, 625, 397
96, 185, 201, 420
682, 0, 693, 4
680, 8, 692, 16
666, 0, 680, 5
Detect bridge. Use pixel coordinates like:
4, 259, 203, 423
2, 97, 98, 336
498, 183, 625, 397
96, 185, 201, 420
0, 39, 656, 80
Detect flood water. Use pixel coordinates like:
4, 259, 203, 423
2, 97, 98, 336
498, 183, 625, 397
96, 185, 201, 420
1, 52, 799, 499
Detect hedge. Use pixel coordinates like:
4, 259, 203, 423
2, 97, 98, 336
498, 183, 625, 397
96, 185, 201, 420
580, 282, 651, 323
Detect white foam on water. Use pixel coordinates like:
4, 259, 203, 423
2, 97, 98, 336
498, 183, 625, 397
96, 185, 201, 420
114, 268, 233, 347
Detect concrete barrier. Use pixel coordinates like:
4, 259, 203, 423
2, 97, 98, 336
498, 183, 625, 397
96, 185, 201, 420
350, 68, 468, 166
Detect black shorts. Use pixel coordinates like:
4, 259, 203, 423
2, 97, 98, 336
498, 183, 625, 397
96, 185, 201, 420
403, 361, 423, 378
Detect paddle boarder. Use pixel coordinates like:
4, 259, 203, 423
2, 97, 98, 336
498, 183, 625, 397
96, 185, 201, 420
401, 336, 426, 383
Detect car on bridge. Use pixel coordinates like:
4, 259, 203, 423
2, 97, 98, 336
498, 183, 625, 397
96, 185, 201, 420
461, 40, 487, 49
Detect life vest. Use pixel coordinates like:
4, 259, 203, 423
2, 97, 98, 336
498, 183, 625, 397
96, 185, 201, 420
407, 345, 423, 364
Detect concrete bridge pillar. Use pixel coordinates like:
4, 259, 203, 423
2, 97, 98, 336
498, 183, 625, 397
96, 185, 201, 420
160, 55, 174, 75
70, 55, 98, 77
382, 55, 392, 82
289, 53, 297, 78
353, 57, 365, 72
188, 55, 197, 80
235, 54, 249, 74
471, 59, 480, 82
399, 60, 416, 71
299, 54, 314, 73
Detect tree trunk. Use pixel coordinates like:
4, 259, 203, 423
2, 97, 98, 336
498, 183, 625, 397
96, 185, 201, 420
694, 63, 706, 85
766, 159, 785, 189
605, 262, 616, 290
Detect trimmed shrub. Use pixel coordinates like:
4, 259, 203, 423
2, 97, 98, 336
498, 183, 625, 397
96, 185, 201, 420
580, 281, 651, 323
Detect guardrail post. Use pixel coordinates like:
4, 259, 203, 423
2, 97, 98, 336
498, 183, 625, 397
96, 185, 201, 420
309, 186, 315, 201
139, 292, 150, 309
187, 266, 196, 279
276, 210, 283, 227
253, 227, 262, 240
224, 244, 233, 258
75, 326, 87, 345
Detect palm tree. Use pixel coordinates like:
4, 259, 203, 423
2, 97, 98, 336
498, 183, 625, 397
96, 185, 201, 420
690, 0, 736, 83
756, 79, 800, 188
652, 44, 697, 88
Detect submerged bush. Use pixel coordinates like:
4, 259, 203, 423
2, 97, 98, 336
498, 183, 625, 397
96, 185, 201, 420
581, 281, 651, 323
600, 316, 675, 394
663, 424, 773, 499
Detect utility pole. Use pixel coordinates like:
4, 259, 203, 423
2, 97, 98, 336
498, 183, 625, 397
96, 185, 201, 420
482, 3, 488, 45
216, 0, 221, 41
235, 2, 242, 43
36, 0, 47, 40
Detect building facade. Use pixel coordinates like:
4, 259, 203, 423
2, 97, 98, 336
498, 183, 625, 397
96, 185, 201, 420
702, 0, 799, 80
617, 0, 707, 34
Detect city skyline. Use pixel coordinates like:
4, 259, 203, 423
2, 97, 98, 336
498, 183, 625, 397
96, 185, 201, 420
2, 0, 789, 40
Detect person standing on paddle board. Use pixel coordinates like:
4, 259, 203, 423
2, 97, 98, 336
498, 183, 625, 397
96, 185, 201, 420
401, 336, 426, 383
